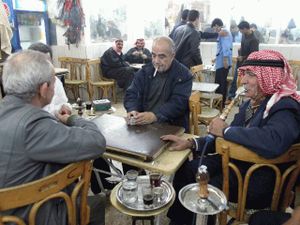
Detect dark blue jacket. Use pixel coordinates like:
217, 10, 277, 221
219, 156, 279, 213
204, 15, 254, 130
124, 60, 193, 131
197, 97, 300, 158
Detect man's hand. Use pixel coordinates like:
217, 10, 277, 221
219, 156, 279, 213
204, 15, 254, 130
60, 104, 72, 115
132, 51, 139, 56
55, 111, 72, 125
218, 30, 228, 37
133, 112, 157, 125
283, 207, 300, 225
126, 111, 138, 125
160, 135, 192, 151
141, 54, 147, 59
208, 117, 229, 137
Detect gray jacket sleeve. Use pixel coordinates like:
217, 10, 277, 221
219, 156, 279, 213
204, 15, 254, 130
24, 113, 106, 164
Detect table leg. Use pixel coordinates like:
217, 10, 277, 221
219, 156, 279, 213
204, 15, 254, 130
93, 158, 123, 193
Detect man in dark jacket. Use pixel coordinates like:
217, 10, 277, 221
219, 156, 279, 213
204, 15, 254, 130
172, 10, 219, 68
169, 9, 189, 40
101, 39, 135, 90
124, 36, 193, 131
162, 50, 300, 225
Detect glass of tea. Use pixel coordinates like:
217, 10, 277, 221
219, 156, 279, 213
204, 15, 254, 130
142, 185, 154, 209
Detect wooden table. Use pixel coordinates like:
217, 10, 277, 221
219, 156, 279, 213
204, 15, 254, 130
192, 82, 219, 93
192, 82, 220, 108
103, 133, 194, 176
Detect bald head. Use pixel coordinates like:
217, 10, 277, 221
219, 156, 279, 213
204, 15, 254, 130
151, 36, 175, 72
152, 36, 175, 55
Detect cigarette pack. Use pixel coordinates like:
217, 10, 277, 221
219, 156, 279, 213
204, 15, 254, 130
93, 99, 111, 111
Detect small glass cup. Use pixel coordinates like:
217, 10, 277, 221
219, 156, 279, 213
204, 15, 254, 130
122, 179, 138, 204
150, 172, 162, 187
153, 186, 164, 205
142, 185, 154, 209
125, 169, 138, 182
85, 101, 92, 110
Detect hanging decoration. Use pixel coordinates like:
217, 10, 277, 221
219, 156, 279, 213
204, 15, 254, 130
56, 0, 85, 47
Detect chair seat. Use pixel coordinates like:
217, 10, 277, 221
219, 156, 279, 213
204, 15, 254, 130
90, 81, 115, 86
201, 92, 223, 100
65, 79, 87, 85
199, 107, 219, 119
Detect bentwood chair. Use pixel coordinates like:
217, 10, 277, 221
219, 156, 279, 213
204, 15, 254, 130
0, 160, 92, 225
190, 65, 223, 112
288, 60, 300, 89
216, 138, 300, 225
88, 58, 117, 103
189, 91, 220, 135
58, 57, 90, 101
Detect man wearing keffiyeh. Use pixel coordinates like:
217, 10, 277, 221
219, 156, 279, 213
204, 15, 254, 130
162, 49, 300, 225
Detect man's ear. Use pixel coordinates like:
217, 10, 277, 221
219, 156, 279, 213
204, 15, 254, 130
39, 82, 49, 99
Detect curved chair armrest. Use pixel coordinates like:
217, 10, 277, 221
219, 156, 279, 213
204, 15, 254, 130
215, 138, 300, 164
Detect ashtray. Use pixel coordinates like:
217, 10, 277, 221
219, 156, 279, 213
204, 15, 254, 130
116, 176, 174, 211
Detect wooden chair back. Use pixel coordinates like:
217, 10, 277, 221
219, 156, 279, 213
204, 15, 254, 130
215, 138, 300, 224
189, 91, 201, 135
189, 91, 220, 135
288, 60, 300, 89
190, 64, 203, 82
58, 57, 90, 100
0, 160, 92, 225
88, 58, 117, 102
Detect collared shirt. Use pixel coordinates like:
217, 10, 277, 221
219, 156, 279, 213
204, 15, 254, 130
215, 28, 233, 70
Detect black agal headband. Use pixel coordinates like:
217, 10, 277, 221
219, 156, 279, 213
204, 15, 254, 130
241, 60, 284, 68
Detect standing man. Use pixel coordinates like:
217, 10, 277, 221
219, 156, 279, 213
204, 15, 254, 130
172, 9, 220, 68
227, 20, 259, 102
124, 36, 193, 130
101, 39, 135, 90
211, 18, 233, 108
0, 50, 107, 225
169, 9, 189, 40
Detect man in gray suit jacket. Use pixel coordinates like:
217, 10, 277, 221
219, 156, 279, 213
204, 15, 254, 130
0, 50, 106, 225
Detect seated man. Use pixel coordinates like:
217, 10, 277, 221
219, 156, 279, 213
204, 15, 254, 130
124, 36, 193, 130
28, 42, 71, 115
124, 38, 152, 64
0, 50, 107, 225
101, 39, 135, 90
90, 36, 193, 194
162, 49, 300, 225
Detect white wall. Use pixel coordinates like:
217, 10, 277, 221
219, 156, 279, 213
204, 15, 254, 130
52, 41, 300, 67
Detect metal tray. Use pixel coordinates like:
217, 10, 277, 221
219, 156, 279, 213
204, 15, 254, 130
116, 176, 173, 211
179, 183, 227, 215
